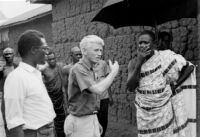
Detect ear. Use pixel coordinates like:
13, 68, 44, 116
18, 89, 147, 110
30, 47, 37, 55
81, 48, 87, 56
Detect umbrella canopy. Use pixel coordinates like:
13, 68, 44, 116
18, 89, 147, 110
92, 0, 197, 28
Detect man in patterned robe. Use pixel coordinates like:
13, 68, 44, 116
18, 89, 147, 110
41, 51, 65, 137
127, 30, 196, 137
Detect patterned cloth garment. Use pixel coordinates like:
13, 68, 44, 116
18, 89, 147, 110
135, 50, 196, 137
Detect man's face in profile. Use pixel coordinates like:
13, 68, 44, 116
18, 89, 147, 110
35, 38, 49, 65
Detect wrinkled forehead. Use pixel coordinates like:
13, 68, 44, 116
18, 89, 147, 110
138, 34, 152, 42
3, 48, 14, 54
87, 42, 103, 49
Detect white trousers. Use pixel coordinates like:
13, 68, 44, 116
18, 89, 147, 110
64, 114, 102, 137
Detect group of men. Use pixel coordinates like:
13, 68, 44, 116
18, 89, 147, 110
0, 29, 196, 137
0, 30, 117, 137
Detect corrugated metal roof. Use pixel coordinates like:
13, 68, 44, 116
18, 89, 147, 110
0, 5, 52, 29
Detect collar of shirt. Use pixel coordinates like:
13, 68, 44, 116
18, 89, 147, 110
79, 59, 93, 71
19, 62, 41, 74
94, 61, 100, 68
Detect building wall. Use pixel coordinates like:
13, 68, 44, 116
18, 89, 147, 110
52, 0, 199, 137
7, 14, 53, 55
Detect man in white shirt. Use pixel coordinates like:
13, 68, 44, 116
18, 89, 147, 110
4, 30, 56, 137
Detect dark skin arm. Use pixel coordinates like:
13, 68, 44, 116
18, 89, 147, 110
171, 62, 194, 90
108, 87, 113, 106
62, 66, 71, 114
127, 46, 152, 91
9, 125, 25, 137
127, 58, 140, 91
62, 66, 70, 94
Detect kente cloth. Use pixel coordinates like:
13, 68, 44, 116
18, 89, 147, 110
44, 67, 63, 93
171, 63, 196, 137
43, 65, 65, 136
135, 50, 196, 137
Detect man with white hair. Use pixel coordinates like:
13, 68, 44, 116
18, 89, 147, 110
0, 47, 17, 137
64, 35, 119, 137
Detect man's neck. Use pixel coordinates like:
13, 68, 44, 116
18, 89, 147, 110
22, 58, 36, 68
82, 57, 93, 69
72, 59, 78, 65
146, 50, 155, 60
6, 62, 13, 67
49, 64, 56, 69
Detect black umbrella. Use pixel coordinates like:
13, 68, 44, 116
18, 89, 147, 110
92, 0, 197, 28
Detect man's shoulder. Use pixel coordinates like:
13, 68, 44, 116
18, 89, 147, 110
6, 67, 23, 80
63, 63, 73, 70
62, 64, 73, 75
57, 62, 65, 68
72, 62, 83, 71
71, 62, 90, 76
159, 49, 176, 56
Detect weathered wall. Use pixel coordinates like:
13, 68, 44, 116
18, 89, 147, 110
52, 0, 199, 137
7, 14, 53, 55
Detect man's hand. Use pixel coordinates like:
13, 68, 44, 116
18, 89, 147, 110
108, 60, 119, 76
137, 46, 152, 63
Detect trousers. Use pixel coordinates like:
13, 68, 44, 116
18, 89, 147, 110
97, 98, 109, 137
24, 122, 55, 137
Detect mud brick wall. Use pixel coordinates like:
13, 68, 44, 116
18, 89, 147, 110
52, 0, 199, 136
4, 14, 53, 55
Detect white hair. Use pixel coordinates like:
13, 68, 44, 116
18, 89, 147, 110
79, 35, 104, 53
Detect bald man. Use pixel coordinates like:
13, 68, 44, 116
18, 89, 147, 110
0, 48, 18, 91
0, 48, 18, 137
62, 46, 82, 114
63, 46, 82, 90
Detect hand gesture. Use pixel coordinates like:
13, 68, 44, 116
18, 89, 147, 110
108, 60, 119, 76
137, 46, 152, 63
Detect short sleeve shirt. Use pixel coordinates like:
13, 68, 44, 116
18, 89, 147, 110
67, 59, 98, 116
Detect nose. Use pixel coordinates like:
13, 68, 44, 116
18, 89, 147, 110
5, 53, 12, 58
